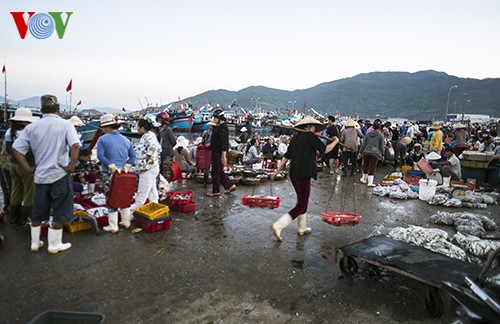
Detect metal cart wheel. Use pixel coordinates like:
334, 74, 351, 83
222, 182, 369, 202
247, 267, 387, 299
339, 255, 358, 275
424, 285, 443, 318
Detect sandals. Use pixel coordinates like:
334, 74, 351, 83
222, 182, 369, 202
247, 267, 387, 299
206, 192, 220, 197
225, 185, 237, 194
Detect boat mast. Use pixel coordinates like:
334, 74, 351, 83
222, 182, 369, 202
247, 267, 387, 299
3, 59, 7, 123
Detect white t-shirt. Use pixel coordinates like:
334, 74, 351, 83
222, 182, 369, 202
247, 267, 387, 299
447, 154, 461, 180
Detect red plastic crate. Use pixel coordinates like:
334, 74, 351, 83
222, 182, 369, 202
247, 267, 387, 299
242, 195, 281, 209
170, 201, 196, 212
451, 181, 475, 191
196, 146, 211, 170
322, 212, 361, 226
96, 215, 109, 227
167, 191, 194, 206
134, 215, 172, 233
404, 175, 423, 186
107, 172, 137, 208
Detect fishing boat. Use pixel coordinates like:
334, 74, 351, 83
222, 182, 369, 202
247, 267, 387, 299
191, 110, 212, 132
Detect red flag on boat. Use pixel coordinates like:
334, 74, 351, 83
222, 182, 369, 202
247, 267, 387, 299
122, 107, 126, 112
76, 100, 82, 106
1, 65, 5, 74
66, 79, 72, 92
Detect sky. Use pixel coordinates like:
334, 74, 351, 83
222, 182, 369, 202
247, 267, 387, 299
1, 0, 499, 111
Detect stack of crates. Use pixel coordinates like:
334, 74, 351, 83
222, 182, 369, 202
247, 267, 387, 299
134, 202, 171, 233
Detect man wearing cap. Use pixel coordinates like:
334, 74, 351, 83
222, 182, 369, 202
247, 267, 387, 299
156, 112, 176, 181
97, 114, 136, 232
12, 95, 80, 254
207, 109, 235, 196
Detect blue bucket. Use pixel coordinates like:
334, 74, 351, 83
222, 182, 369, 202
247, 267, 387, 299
407, 169, 425, 178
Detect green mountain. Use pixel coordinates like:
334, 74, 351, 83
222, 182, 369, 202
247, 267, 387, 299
184, 70, 500, 120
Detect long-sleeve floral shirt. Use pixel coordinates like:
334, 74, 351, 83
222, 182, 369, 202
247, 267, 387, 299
135, 131, 162, 172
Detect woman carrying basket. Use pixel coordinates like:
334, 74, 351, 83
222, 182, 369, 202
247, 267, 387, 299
270, 116, 339, 241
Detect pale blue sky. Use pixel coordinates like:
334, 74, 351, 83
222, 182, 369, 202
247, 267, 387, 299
1, 0, 499, 110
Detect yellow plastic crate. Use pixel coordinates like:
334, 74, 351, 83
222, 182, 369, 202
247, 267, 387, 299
64, 220, 92, 233
135, 202, 169, 221
384, 175, 401, 181
401, 165, 413, 176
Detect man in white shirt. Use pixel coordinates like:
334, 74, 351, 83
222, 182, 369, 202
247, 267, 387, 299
13, 95, 80, 254
431, 147, 462, 181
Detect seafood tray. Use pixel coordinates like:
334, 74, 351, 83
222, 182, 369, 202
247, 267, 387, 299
64, 219, 92, 233
404, 175, 423, 186
241, 177, 260, 185
167, 191, 194, 206
135, 202, 170, 221
170, 201, 196, 212
322, 212, 361, 226
242, 195, 281, 209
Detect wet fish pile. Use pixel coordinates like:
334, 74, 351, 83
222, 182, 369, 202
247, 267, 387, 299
372, 179, 419, 199
427, 190, 498, 209
452, 232, 500, 259
388, 226, 467, 261
430, 211, 497, 237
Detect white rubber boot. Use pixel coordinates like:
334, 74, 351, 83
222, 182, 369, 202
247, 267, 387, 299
442, 176, 451, 187
297, 214, 312, 235
47, 228, 71, 254
30, 225, 44, 252
104, 211, 119, 233
367, 175, 376, 187
119, 208, 131, 229
360, 173, 368, 184
87, 183, 95, 194
271, 213, 293, 241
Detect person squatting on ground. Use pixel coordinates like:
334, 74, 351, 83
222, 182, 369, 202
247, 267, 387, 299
5, 108, 38, 225
97, 114, 136, 232
340, 118, 363, 176
130, 118, 161, 212
270, 116, 339, 242
242, 138, 262, 165
156, 112, 176, 181
207, 109, 236, 197
173, 136, 195, 174
359, 119, 385, 187
12, 95, 80, 254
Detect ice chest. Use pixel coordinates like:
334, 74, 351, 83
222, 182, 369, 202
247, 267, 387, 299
107, 172, 137, 208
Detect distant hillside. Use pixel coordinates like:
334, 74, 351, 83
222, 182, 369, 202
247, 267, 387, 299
3, 70, 500, 120
183, 70, 500, 119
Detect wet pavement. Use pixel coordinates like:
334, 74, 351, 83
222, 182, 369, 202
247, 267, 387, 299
1, 165, 499, 323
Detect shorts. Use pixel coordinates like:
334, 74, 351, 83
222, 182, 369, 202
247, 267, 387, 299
325, 146, 339, 159
32, 174, 74, 223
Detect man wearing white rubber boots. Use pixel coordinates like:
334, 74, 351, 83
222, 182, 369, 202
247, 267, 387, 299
13, 95, 80, 254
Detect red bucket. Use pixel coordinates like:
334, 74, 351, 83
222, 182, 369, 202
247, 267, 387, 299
322, 212, 361, 226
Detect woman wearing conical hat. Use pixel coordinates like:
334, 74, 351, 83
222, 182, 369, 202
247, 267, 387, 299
270, 116, 339, 241
429, 122, 444, 153
452, 123, 469, 156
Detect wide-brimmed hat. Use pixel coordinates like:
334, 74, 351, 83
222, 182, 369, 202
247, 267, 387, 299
69, 116, 85, 127
175, 135, 189, 148
194, 137, 203, 145
453, 123, 466, 129
426, 152, 441, 160
344, 118, 356, 127
240, 127, 247, 132
429, 122, 442, 130
295, 116, 325, 131
9, 108, 38, 123
405, 121, 412, 126
401, 137, 412, 145
282, 120, 292, 127
100, 113, 120, 127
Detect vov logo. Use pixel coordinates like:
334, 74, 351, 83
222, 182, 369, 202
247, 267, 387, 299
11, 12, 73, 39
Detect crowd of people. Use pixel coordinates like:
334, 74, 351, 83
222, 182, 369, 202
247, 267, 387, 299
1, 95, 500, 250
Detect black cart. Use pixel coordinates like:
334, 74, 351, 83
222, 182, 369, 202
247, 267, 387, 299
339, 235, 490, 317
